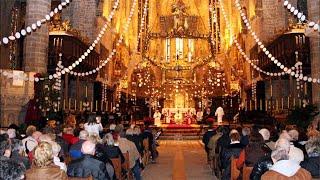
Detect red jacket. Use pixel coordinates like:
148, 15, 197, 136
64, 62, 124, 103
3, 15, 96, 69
62, 134, 79, 145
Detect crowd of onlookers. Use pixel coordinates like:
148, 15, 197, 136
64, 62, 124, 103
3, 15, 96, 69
202, 123, 320, 180
0, 114, 158, 180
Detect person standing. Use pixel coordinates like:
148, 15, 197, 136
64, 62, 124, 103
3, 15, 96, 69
215, 106, 225, 124
84, 115, 103, 136
153, 109, 162, 127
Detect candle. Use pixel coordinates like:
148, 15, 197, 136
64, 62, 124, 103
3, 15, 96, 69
58, 102, 60, 110
293, 98, 296, 107
85, 86, 88, 98
106, 101, 108, 111
63, 99, 66, 110
80, 101, 82, 111
255, 99, 257, 110
75, 99, 77, 110
276, 99, 278, 111
68, 98, 71, 110
95, 100, 98, 111
265, 100, 268, 111
304, 82, 307, 95
90, 101, 93, 112
260, 99, 262, 111
270, 84, 273, 97
287, 96, 290, 109
281, 98, 284, 110
101, 101, 103, 111
249, 100, 252, 111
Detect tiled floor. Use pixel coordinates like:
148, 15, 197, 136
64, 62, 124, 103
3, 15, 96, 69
142, 140, 217, 180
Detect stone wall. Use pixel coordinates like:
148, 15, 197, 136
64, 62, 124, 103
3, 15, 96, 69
0, 71, 35, 127
308, 0, 320, 108
66, 0, 97, 42
23, 0, 51, 73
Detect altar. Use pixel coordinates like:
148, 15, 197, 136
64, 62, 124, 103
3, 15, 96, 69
162, 108, 196, 124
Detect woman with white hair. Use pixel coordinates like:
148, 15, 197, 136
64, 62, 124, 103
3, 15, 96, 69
279, 131, 304, 163
259, 128, 275, 151
262, 140, 312, 180
51, 142, 67, 172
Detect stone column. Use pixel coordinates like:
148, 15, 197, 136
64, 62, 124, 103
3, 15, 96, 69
23, 0, 51, 73
70, 0, 97, 42
308, 1, 320, 108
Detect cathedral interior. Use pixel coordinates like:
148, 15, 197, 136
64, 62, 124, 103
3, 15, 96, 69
0, 0, 320, 180
0, 0, 319, 126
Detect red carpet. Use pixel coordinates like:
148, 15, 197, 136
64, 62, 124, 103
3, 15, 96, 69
166, 124, 192, 129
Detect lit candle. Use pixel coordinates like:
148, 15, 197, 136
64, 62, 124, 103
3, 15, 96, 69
63, 99, 66, 110
58, 102, 60, 110
287, 96, 290, 108
293, 98, 296, 107
265, 100, 268, 111
304, 82, 307, 95
270, 84, 273, 97
85, 86, 88, 98
281, 98, 284, 110
68, 98, 71, 110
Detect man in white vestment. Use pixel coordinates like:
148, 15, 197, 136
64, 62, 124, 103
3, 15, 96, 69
153, 109, 162, 126
215, 106, 224, 124
196, 109, 203, 124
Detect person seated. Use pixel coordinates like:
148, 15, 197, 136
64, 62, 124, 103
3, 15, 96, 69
0, 133, 26, 179
84, 115, 103, 136
259, 128, 275, 151
25, 142, 68, 179
216, 126, 231, 153
67, 140, 111, 180
69, 130, 89, 159
117, 131, 141, 180
142, 126, 157, 162
261, 141, 312, 180
240, 127, 250, 146
279, 131, 304, 163
221, 129, 244, 180
202, 125, 215, 163
126, 128, 144, 155
207, 126, 223, 172
10, 138, 31, 169
22, 127, 41, 155
51, 142, 67, 172
300, 136, 320, 177
96, 133, 125, 164
62, 127, 79, 146
288, 129, 307, 156
237, 130, 266, 169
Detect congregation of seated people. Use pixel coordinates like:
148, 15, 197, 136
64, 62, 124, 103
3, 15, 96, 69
203, 124, 320, 180
0, 114, 158, 180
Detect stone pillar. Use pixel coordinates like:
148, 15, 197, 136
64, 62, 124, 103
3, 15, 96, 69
23, 0, 50, 73
70, 0, 97, 42
308, 0, 320, 108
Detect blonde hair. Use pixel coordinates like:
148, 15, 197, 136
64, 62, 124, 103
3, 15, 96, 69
33, 142, 53, 167
26, 125, 36, 136
88, 134, 102, 144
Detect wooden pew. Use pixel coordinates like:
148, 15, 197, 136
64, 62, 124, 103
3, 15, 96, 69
142, 138, 150, 166
231, 156, 240, 180
122, 152, 133, 180
243, 165, 253, 180
111, 157, 122, 180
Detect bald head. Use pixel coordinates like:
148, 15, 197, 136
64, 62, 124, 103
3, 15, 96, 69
275, 138, 290, 153
81, 140, 96, 155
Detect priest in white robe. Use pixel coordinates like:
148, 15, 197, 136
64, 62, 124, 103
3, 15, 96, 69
215, 106, 224, 124
153, 109, 162, 126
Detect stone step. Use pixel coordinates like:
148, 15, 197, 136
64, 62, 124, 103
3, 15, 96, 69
161, 132, 200, 136
159, 135, 202, 140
